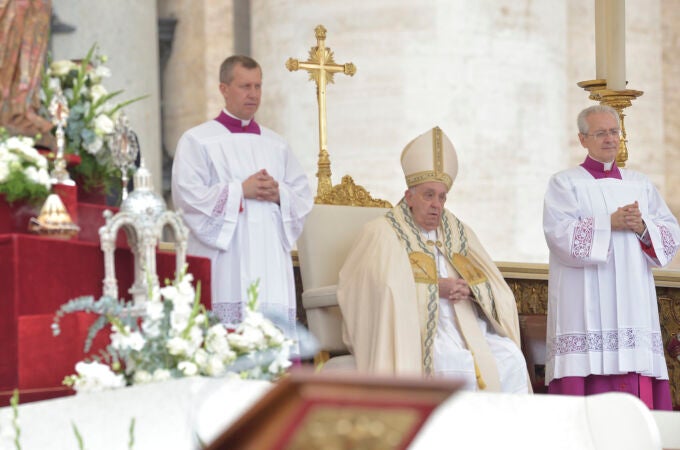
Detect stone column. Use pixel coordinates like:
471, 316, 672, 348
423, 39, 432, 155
158, 0, 235, 160
52, 0, 162, 195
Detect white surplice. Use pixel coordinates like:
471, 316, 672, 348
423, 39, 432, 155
171, 119, 313, 335
543, 166, 680, 384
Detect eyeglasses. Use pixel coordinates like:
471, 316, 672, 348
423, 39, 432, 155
583, 129, 621, 140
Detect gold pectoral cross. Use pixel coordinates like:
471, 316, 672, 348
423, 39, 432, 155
286, 25, 356, 200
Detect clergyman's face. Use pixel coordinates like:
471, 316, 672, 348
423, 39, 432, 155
578, 112, 620, 163
219, 64, 262, 120
404, 181, 448, 232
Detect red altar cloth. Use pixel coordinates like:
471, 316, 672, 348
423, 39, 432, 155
0, 233, 211, 406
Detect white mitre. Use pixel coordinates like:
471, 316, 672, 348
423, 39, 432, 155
400, 126, 459, 192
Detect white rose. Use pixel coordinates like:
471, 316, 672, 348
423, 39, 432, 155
0, 161, 9, 183
94, 114, 114, 135
178, 361, 198, 377
84, 136, 103, 155
167, 336, 190, 356
49, 60, 77, 76
24, 166, 39, 183
94, 65, 111, 79
90, 84, 108, 103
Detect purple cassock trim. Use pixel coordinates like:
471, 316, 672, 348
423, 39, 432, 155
548, 374, 672, 411
580, 156, 622, 179
214, 111, 261, 134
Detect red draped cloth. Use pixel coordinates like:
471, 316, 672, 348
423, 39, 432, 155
0, 232, 211, 406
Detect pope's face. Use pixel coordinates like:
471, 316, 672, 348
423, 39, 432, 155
219, 64, 262, 120
404, 181, 448, 232
578, 112, 620, 163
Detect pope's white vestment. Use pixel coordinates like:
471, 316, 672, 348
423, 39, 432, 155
338, 201, 529, 393
171, 119, 313, 335
543, 166, 680, 385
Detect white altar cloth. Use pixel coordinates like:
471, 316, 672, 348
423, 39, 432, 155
1, 376, 678, 450
0, 377, 271, 450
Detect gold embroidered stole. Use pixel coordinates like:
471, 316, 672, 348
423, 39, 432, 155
385, 202, 502, 390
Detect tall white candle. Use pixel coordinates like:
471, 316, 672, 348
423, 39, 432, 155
605, 0, 626, 90
595, 0, 607, 79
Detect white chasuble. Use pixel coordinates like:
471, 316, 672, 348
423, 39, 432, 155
543, 166, 680, 384
171, 120, 313, 335
338, 201, 528, 393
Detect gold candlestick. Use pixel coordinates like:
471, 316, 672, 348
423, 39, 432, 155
578, 80, 643, 167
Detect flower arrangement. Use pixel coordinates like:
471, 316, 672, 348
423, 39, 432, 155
0, 127, 51, 205
52, 270, 293, 393
39, 44, 146, 197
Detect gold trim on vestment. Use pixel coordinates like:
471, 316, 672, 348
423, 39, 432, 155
450, 253, 488, 286
409, 252, 437, 284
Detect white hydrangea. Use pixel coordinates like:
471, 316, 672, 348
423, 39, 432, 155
90, 84, 108, 103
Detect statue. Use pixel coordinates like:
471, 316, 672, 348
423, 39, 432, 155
0, 0, 54, 137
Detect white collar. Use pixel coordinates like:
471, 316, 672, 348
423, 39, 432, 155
223, 108, 251, 127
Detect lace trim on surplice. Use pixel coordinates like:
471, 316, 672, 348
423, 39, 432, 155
659, 224, 677, 260
550, 329, 663, 357
571, 217, 594, 259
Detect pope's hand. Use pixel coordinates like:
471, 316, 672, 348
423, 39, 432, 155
439, 277, 471, 303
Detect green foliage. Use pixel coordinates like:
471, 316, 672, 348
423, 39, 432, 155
39, 43, 147, 196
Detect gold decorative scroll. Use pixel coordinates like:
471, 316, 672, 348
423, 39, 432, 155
315, 175, 392, 207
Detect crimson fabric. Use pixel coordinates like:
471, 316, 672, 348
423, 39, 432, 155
0, 233, 211, 406
548, 373, 673, 411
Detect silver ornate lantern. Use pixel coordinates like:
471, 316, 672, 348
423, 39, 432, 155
99, 159, 188, 305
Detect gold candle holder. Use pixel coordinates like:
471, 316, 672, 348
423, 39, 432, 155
578, 80, 643, 167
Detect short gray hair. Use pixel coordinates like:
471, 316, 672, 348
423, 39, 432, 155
577, 105, 619, 134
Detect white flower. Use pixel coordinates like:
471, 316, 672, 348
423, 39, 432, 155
90, 84, 108, 103
93, 114, 115, 135
132, 370, 153, 385
178, 361, 198, 377
49, 59, 78, 76
110, 325, 145, 352
204, 355, 226, 376
94, 65, 111, 79
0, 161, 8, 183
167, 336, 191, 357
84, 135, 103, 155
152, 369, 171, 382
72, 361, 125, 393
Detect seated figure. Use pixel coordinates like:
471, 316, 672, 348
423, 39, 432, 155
337, 126, 529, 393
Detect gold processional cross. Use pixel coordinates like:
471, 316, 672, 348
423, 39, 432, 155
286, 25, 356, 200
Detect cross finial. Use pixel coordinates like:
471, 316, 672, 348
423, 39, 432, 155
286, 25, 356, 200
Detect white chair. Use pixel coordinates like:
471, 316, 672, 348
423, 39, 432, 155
297, 204, 389, 369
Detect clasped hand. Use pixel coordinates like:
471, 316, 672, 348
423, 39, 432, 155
611, 201, 645, 235
242, 169, 280, 204
439, 277, 471, 303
